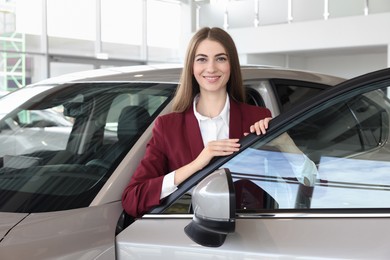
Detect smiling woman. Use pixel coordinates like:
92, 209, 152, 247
121, 27, 272, 218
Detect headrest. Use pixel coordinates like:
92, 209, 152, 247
117, 106, 150, 142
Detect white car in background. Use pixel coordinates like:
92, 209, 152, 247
0, 90, 9, 97
11, 64, 390, 259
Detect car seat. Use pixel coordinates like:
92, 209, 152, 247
86, 105, 151, 169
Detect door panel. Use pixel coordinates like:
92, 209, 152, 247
116, 215, 390, 259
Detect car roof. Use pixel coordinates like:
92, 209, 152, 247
35, 64, 345, 87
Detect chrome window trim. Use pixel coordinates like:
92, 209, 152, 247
142, 212, 390, 219
237, 212, 390, 219
142, 214, 193, 219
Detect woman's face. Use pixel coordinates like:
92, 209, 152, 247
193, 39, 230, 95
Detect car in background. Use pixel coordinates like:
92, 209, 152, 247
0, 90, 9, 97
0, 64, 347, 259
0, 109, 73, 156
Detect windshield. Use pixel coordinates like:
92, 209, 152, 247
0, 82, 175, 213
0, 86, 54, 119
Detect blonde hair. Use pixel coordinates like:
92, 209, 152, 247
172, 27, 245, 112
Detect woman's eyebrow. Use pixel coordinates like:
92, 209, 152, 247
195, 53, 207, 57
195, 53, 227, 57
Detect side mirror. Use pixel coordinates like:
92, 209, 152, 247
184, 168, 235, 247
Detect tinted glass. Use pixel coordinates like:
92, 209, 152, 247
0, 82, 175, 213
272, 80, 327, 112
223, 85, 390, 211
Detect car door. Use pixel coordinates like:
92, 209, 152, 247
116, 67, 390, 259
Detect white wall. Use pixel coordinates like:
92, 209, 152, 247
304, 52, 387, 79
229, 13, 390, 78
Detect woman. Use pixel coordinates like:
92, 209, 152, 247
122, 27, 272, 217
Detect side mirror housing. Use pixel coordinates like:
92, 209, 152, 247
184, 168, 235, 247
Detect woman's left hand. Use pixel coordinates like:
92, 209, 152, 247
244, 117, 272, 136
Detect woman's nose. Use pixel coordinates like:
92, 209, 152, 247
206, 60, 216, 72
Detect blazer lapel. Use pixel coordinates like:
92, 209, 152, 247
229, 99, 243, 139
184, 106, 204, 159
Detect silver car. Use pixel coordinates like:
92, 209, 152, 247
0, 64, 352, 259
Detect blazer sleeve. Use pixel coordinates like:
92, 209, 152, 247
234, 101, 272, 137
245, 105, 272, 127
121, 116, 169, 217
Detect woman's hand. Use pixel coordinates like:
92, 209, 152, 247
174, 139, 240, 186
193, 138, 240, 170
245, 117, 272, 136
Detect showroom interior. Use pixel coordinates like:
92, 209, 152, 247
1, 0, 390, 92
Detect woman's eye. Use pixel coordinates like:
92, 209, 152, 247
195, 57, 207, 63
216, 56, 227, 62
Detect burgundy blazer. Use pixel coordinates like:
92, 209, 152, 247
122, 99, 272, 217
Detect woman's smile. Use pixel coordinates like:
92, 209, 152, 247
193, 39, 231, 93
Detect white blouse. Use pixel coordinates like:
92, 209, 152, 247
160, 95, 230, 199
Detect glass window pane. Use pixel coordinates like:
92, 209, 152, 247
101, 0, 143, 60
15, 0, 43, 35
198, 3, 225, 29
101, 0, 142, 45
292, 0, 324, 22
0, 82, 175, 213
228, 0, 254, 29
147, 0, 181, 62
258, 0, 289, 26
222, 84, 390, 211
272, 81, 325, 113
329, 0, 365, 18
46, 0, 96, 56
369, 0, 390, 14
47, 0, 96, 40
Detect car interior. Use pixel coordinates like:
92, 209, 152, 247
0, 82, 176, 213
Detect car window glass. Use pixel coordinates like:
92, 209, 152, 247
273, 81, 325, 112
223, 85, 390, 211
0, 82, 175, 213
245, 86, 265, 107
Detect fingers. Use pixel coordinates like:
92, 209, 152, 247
195, 139, 240, 170
207, 138, 240, 155
250, 117, 272, 135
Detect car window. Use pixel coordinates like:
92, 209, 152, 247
224, 85, 390, 211
0, 82, 175, 213
164, 83, 390, 214
245, 87, 265, 107
272, 80, 328, 112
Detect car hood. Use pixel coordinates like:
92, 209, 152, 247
0, 212, 28, 241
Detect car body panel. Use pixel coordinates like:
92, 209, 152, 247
37, 65, 343, 85
0, 212, 28, 241
116, 214, 390, 259
0, 202, 122, 259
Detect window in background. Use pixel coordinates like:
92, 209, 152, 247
101, 0, 143, 61
292, 0, 324, 22
147, 0, 181, 62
